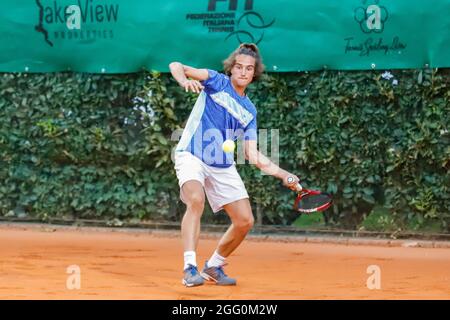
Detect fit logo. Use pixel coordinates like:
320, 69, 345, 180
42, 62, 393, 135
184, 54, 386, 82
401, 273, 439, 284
186, 0, 273, 45
366, 265, 381, 290
66, 265, 81, 290
208, 0, 254, 11
354, 1, 388, 33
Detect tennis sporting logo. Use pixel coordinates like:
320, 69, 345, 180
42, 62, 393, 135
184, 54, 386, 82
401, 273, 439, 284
345, 0, 406, 57
354, 0, 389, 34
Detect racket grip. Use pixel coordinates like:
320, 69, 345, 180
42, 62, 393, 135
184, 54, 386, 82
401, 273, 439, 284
287, 176, 303, 192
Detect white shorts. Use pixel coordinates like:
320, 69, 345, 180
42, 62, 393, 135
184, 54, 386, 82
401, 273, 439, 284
174, 151, 249, 213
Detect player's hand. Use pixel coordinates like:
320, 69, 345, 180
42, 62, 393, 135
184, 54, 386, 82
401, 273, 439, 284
181, 79, 204, 94
282, 173, 300, 191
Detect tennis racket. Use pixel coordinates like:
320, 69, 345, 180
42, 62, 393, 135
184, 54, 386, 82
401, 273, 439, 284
287, 177, 332, 214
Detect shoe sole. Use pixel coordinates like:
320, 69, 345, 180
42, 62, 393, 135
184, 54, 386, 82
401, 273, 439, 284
200, 272, 217, 283
200, 272, 236, 286
182, 279, 203, 287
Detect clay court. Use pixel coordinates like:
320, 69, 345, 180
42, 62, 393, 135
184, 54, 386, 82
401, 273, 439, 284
0, 223, 449, 300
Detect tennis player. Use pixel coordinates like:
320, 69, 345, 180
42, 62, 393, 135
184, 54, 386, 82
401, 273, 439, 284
169, 43, 299, 287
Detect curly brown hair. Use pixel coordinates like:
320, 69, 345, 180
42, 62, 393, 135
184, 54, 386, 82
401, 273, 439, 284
223, 43, 265, 82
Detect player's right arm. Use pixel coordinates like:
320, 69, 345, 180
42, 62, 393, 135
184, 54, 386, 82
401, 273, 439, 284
169, 62, 208, 93
245, 140, 300, 190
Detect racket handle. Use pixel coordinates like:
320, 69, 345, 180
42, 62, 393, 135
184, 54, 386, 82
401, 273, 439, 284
287, 176, 303, 192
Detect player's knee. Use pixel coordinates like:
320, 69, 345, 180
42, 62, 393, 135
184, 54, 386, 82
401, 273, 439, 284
235, 215, 254, 232
247, 215, 255, 230
185, 192, 205, 212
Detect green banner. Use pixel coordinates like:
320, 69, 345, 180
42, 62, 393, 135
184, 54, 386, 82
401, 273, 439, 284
0, 0, 449, 73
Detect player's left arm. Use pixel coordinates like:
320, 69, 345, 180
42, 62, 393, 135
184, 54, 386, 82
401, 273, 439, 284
244, 140, 299, 189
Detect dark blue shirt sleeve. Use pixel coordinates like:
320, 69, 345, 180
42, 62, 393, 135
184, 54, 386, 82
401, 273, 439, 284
200, 69, 228, 93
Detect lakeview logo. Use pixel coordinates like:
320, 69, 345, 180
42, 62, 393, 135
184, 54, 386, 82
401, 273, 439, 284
35, 0, 119, 47
344, 0, 406, 57
186, 0, 274, 44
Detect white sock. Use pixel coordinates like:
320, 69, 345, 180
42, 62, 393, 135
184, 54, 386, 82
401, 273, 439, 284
207, 250, 226, 268
184, 251, 197, 270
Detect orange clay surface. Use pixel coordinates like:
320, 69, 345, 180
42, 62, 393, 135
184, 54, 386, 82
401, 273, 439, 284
0, 224, 449, 300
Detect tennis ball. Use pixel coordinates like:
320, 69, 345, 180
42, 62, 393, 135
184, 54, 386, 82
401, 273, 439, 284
222, 139, 235, 153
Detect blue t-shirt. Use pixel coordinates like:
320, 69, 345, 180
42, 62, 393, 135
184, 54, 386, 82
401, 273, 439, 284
176, 69, 257, 168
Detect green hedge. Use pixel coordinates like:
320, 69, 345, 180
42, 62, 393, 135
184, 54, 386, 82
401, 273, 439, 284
0, 69, 448, 231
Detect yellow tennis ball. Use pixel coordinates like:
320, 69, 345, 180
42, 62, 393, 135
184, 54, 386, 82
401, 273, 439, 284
222, 139, 235, 153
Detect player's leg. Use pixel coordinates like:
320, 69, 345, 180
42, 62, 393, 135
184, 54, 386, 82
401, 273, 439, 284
180, 180, 206, 287
216, 198, 254, 257
206, 198, 253, 268
200, 161, 253, 285
179, 180, 206, 287
181, 180, 205, 253
174, 151, 207, 287
201, 198, 253, 286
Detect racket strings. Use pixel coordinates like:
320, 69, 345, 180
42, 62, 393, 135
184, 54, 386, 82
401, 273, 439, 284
297, 194, 331, 210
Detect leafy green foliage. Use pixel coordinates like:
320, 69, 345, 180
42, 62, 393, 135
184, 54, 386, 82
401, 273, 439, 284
0, 69, 448, 231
